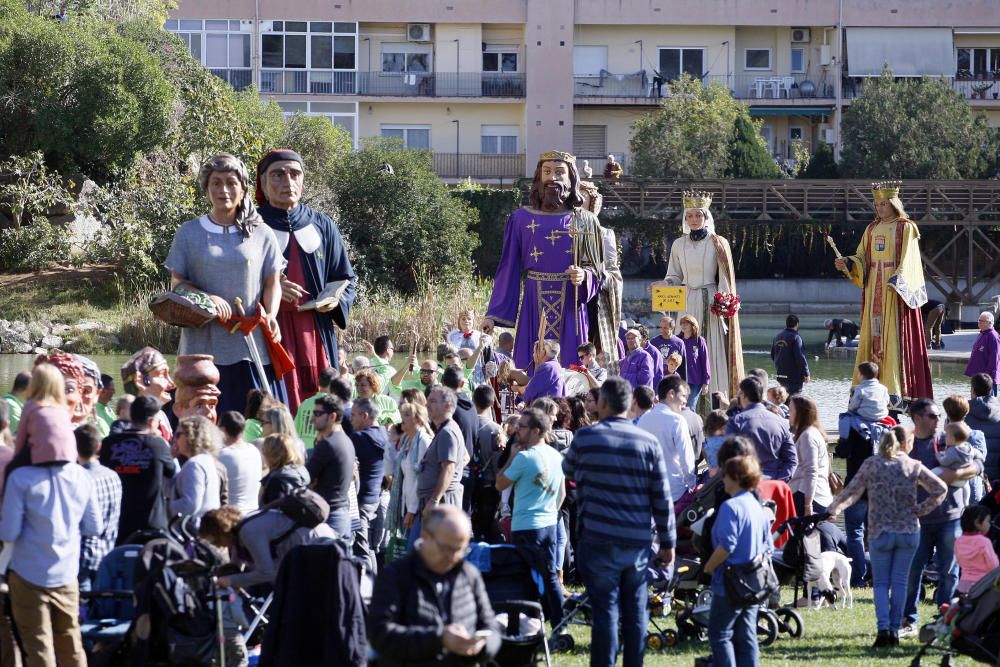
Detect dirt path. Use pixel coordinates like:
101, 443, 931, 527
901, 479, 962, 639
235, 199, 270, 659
0, 264, 116, 289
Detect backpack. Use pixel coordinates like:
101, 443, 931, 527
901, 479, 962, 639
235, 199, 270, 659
237, 487, 330, 555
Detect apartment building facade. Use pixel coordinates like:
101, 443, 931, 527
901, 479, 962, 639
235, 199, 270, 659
169, 0, 1000, 180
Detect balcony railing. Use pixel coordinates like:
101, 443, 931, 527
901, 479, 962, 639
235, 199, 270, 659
209, 68, 253, 92
432, 153, 524, 179
574, 72, 836, 100
844, 75, 1000, 102
257, 70, 525, 97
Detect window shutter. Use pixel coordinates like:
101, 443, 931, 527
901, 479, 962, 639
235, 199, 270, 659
573, 125, 607, 156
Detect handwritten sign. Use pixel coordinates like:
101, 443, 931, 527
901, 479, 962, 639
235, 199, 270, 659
652, 286, 687, 312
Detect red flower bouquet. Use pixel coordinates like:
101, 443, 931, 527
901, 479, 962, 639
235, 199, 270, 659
710, 292, 741, 318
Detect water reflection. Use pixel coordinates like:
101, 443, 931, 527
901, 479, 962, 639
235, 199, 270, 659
0, 350, 971, 431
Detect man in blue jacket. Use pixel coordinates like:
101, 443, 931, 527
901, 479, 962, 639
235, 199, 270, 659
771, 314, 810, 395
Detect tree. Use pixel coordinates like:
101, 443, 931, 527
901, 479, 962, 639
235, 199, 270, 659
727, 115, 782, 179
840, 69, 990, 179
800, 142, 840, 179
332, 138, 479, 294
23, 0, 175, 22
629, 75, 748, 178
280, 113, 353, 213
0, 2, 174, 181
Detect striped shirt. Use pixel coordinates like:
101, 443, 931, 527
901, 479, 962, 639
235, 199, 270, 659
80, 461, 122, 573
563, 417, 675, 548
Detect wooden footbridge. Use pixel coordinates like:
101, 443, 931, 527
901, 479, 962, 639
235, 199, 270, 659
583, 178, 1000, 307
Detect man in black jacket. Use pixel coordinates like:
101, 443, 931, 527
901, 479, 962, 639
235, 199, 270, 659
369, 505, 500, 666
771, 314, 810, 395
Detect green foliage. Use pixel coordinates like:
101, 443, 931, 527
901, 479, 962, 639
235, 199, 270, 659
280, 112, 353, 213
727, 115, 782, 179
0, 152, 77, 227
451, 187, 520, 278
0, 219, 73, 271
23, 0, 176, 22
629, 76, 749, 178
841, 69, 991, 179
800, 142, 840, 179
0, 2, 174, 181
332, 138, 479, 295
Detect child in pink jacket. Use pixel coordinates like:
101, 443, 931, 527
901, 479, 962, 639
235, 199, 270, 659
955, 505, 999, 594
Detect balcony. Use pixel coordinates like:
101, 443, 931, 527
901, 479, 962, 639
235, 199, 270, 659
843, 75, 1000, 102
209, 68, 253, 92
258, 70, 525, 98
432, 153, 524, 180
574, 72, 836, 102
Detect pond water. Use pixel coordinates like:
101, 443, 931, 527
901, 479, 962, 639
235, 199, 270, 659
0, 347, 970, 431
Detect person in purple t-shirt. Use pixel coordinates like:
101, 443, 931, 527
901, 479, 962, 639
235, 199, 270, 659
620, 329, 654, 389
649, 315, 687, 381
965, 312, 1000, 396
637, 324, 665, 390
521, 339, 566, 404
680, 314, 711, 410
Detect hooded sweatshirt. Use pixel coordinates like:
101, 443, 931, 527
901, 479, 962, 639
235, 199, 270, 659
966, 395, 1000, 481
954, 532, 1000, 593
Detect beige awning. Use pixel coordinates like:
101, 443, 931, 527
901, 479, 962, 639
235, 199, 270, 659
846, 27, 954, 77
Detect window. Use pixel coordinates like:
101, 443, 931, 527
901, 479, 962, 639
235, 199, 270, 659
789, 127, 804, 142
791, 47, 806, 73
759, 125, 774, 153
166, 20, 252, 89
573, 125, 607, 156
956, 47, 1000, 76
381, 125, 431, 150
382, 44, 431, 73
745, 48, 772, 70
574, 46, 608, 76
481, 125, 518, 154
483, 47, 519, 73
261, 21, 356, 71
657, 48, 704, 81
277, 101, 358, 145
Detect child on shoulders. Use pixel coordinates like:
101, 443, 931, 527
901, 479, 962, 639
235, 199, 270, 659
848, 361, 890, 422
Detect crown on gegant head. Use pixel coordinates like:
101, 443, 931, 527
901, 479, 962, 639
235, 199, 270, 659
538, 150, 576, 164
871, 180, 902, 200
682, 190, 713, 209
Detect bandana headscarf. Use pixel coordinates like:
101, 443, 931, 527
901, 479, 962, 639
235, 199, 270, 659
121, 346, 169, 396
35, 353, 85, 390
254, 149, 305, 206
73, 354, 102, 389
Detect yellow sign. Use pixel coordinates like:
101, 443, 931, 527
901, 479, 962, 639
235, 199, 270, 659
652, 286, 687, 312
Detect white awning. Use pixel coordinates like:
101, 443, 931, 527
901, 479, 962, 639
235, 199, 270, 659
846, 27, 954, 77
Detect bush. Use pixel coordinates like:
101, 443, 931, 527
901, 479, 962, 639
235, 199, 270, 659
451, 185, 520, 278
332, 138, 479, 295
0, 2, 174, 182
800, 143, 840, 179
727, 115, 782, 179
0, 220, 73, 272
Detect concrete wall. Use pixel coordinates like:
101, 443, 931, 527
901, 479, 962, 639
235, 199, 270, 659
524, 0, 575, 169
358, 102, 524, 153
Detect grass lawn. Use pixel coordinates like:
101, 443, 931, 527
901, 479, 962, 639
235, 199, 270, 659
551, 590, 975, 666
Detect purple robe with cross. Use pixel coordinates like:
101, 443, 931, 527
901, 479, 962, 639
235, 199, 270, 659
487, 208, 598, 369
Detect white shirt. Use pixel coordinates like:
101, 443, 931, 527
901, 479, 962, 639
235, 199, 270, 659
219, 442, 263, 515
637, 403, 695, 501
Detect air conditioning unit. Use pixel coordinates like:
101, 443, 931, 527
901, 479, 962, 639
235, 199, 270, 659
407, 23, 431, 42
819, 44, 832, 66
791, 28, 811, 43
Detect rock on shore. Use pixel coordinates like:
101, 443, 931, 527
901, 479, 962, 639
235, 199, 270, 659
0, 319, 117, 354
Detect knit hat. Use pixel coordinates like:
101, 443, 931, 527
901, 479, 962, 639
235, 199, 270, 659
254, 149, 304, 206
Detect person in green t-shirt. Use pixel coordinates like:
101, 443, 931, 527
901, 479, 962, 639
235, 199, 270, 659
355, 369, 401, 427
95, 374, 117, 428
295, 367, 337, 449
3, 371, 30, 435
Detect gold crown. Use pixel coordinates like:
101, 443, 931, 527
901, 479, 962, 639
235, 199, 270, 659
682, 190, 713, 209
538, 150, 576, 164
872, 180, 902, 201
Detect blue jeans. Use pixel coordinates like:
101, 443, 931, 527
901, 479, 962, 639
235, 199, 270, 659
708, 591, 759, 667
869, 531, 919, 632
843, 498, 869, 587
326, 509, 351, 540
904, 518, 961, 626
577, 539, 648, 667
556, 516, 568, 571
687, 384, 704, 410
512, 525, 564, 627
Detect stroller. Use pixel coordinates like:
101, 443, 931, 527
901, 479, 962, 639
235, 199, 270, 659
911, 565, 1000, 666
467, 543, 552, 667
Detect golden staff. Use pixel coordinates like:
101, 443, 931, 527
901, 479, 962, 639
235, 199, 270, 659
826, 235, 852, 279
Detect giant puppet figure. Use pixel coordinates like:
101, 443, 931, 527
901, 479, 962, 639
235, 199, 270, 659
657, 191, 744, 400
256, 149, 357, 412
482, 151, 615, 369
834, 181, 933, 401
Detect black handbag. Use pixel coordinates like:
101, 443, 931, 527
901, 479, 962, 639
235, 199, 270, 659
722, 552, 779, 608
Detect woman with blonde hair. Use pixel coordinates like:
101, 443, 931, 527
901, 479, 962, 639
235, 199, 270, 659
679, 314, 711, 410
355, 369, 401, 426
259, 432, 310, 505
165, 153, 287, 414
259, 402, 306, 458
829, 425, 947, 648
170, 415, 223, 525
390, 402, 433, 534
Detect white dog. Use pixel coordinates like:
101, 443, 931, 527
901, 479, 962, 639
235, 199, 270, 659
806, 551, 853, 610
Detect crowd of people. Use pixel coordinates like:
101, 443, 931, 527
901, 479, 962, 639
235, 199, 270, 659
0, 149, 998, 667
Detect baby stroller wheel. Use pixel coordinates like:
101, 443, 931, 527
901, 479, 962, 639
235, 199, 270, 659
550, 633, 575, 653
646, 632, 665, 651
757, 610, 779, 646
662, 629, 679, 647
775, 608, 803, 638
